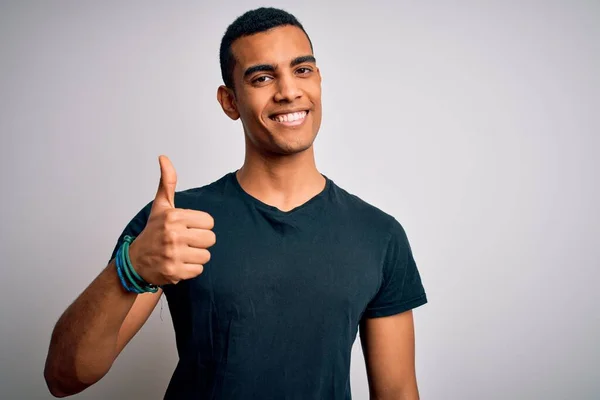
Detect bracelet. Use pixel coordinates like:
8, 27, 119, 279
115, 235, 159, 293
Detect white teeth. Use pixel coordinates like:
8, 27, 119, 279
273, 111, 307, 123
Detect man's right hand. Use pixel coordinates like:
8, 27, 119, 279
128, 155, 216, 286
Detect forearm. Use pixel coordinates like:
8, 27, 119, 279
370, 385, 419, 400
44, 259, 137, 397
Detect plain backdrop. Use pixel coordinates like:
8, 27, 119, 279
1, 1, 599, 399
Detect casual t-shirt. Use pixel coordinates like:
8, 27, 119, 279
109, 171, 427, 400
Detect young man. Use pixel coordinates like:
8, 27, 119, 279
44, 7, 427, 399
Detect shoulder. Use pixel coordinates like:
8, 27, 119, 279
172, 172, 233, 210
127, 173, 233, 220
327, 179, 406, 243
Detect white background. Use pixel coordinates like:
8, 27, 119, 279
1, 1, 599, 399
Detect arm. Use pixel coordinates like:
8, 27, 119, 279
44, 155, 215, 397
43, 256, 162, 397
359, 310, 419, 400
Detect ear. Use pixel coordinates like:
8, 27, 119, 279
217, 85, 240, 120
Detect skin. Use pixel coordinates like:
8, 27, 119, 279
217, 24, 325, 212
360, 311, 420, 399
43, 24, 419, 399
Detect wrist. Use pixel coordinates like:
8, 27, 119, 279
115, 236, 159, 293
127, 239, 142, 275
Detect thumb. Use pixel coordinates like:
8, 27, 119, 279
152, 155, 177, 211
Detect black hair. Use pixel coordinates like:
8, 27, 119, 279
219, 7, 313, 90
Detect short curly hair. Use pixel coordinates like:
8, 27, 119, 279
219, 7, 313, 90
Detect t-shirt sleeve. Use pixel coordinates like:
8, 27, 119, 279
363, 218, 427, 318
108, 201, 153, 263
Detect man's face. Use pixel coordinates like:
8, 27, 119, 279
226, 25, 322, 156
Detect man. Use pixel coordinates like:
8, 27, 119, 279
44, 7, 427, 399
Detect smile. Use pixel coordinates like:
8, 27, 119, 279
269, 110, 308, 126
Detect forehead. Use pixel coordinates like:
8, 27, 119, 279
231, 25, 313, 68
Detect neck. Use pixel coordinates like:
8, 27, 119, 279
236, 143, 326, 212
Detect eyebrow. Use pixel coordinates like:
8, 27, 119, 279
243, 55, 317, 78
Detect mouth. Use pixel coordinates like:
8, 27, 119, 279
269, 110, 309, 127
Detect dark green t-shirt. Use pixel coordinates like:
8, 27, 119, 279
110, 171, 427, 399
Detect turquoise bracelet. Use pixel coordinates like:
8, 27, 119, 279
115, 235, 159, 293
115, 246, 135, 293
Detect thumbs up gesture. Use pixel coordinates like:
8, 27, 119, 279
128, 156, 216, 286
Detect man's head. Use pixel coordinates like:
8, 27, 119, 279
217, 8, 322, 157
219, 7, 313, 91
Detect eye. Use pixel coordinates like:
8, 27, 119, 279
252, 75, 273, 85
296, 67, 312, 75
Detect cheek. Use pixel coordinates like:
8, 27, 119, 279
312, 89, 322, 114
312, 109, 322, 128
308, 84, 322, 108
239, 94, 268, 122
312, 91, 323, 127
237, 103, 260, 125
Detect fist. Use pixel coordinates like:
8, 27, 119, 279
128, 155, 216, 286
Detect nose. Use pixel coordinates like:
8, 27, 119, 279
273, 73, 302, 103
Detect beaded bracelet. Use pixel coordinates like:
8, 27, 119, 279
115, 235, 159, 293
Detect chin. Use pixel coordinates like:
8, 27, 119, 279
280, 143, 313, 155
270, 135, 316, 155
279, 129, 319, 152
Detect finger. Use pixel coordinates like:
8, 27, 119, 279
152, 155, 177, 212
173, 209, 215, 230
179, 264, 205, 280
182, 228, 217, 249
181, 247, 212, 265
